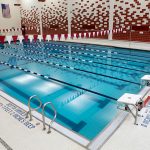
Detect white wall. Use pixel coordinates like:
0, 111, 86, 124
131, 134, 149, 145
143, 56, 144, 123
0, 0, 21, 35
20, 0, 37, 10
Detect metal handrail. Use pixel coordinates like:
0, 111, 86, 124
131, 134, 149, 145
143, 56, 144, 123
42, 102, 57, 134
26, 95, 42, 121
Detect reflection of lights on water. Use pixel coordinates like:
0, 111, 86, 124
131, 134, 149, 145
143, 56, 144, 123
34, 82, 62, 94
66, 94, 94, 114
12, 74, 37, 84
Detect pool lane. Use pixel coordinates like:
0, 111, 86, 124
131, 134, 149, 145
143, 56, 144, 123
70, 44, 150, 61
27, 42, 150, 63
21, 43, 150, 70
6, 44, 150, 73
3, 45, 150, 76
0, 54, 140, 100
6, 45, 149, 74
0, 50, 143, 85
0, 68, 118, 140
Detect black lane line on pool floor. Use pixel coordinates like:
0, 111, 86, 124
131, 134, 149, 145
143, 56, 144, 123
10, 46, 149, 74
26, 44, 150, 65
1, 50, 138, 81
49, 49, 150, 70
22, 42, 150, 63
0, 61, 117, 100
6, 46, 149, 72
51, 47, 150, 65
46, 42, 150, 60
47, 52, 149, 74
24, 43, 150, 64
17, 39, 150, 58
0, 51, 141, 85
70, 46, 150, 61
0, 137, 13, 150
11, 41, 150, 61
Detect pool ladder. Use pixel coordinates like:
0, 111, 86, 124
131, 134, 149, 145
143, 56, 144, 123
26, 95, 57, 133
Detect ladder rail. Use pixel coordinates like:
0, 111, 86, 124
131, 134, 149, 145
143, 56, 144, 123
26, 95, 42, 121
42, 102, 57, 133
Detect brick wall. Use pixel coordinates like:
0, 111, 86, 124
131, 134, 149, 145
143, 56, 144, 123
71, 0, 110, 39
113, 0, 150, 42
41, 0, 68, 34
19, 0, 150, 42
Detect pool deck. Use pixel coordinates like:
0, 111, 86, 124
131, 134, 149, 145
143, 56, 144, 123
0, 39, 150, 150
102, 110, 150, 150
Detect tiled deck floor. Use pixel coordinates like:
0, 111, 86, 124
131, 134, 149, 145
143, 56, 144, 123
102, 110, 150, 150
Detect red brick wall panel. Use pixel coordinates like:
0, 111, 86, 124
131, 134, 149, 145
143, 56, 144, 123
113, 0, 150, 42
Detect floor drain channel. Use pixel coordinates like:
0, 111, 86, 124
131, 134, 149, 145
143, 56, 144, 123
0, 137, 13, 150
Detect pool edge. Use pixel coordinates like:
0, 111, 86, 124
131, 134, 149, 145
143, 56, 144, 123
0, 90, 90, 148
88, 111, 128, 150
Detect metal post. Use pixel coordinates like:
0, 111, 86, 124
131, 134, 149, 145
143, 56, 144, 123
134, 105, 138, 125
26, 95, 42, 121
118, 104, 139, 125
42, 102, 57, 134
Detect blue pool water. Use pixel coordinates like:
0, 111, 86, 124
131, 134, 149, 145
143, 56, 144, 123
0, 41, 150, 140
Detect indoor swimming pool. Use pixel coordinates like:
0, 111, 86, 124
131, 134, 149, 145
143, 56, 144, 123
0, 41, 150, 140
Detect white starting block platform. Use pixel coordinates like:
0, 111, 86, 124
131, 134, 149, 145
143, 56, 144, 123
141, 75, 150, 87
118, 93, 142, 105
117, 85, 150, 125
118, 93, 142, 125
141, 75, 150, 81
